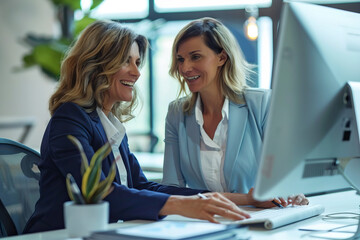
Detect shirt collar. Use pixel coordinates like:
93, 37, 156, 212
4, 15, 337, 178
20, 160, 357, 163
96, 107, 125, 146
195, 95, 229, 126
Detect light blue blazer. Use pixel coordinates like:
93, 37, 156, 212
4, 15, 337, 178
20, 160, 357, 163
162, 88, 271, 194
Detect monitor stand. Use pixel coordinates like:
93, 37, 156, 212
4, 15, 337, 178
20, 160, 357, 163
337, 82, 360, 240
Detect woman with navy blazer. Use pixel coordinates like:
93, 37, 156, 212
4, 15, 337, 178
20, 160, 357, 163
162, 18, 309, 206
23, 20, 252, 233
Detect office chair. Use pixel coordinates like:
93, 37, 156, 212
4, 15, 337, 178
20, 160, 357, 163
0, 138, 40, 237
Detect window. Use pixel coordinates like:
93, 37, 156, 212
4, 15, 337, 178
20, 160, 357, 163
82, 0, 149, 19
154, 0, 271, 12
78, 0, 274, 153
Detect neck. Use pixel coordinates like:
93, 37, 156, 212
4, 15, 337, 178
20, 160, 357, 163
102, 95, 113, 116
102, 107, 111, 116
199, 91, 224, 116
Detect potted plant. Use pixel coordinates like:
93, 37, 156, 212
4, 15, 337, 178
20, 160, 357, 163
63, 135, 117, 238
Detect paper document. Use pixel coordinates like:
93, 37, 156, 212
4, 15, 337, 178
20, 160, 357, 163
87, 221, 245, 240
218, 204, 325, 229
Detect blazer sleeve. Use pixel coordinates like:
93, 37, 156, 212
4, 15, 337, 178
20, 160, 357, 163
120, 134, 205, 195
161, 101, 187, 187
44, 103, 187, 223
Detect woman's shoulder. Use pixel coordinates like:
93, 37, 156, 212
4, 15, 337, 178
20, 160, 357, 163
53, 102, 94, 120
55, 102, 81, 111
243, 87, 271, 104
167, 97, 188, 113
244, 87, 271, 97
238, 88, 272, 114
166, 97, 191, 123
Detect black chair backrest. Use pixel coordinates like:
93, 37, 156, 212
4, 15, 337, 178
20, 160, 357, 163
0, 138, 40, 237
0, 198, 17, 237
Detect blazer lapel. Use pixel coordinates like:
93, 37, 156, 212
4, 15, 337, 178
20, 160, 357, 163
119, 139, 133, 188
185, 111, 204, 183
223, 101, 248, 190
89, 110, 121, 184
89, 111, 107, 143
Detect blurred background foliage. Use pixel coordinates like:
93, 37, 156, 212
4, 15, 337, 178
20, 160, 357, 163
20, 0, 104, 80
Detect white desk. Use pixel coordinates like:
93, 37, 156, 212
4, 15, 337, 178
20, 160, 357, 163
3, 190, 359, 240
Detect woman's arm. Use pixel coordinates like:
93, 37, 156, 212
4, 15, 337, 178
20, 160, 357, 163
162, 101, 186, 187
159, 192, 250, 223
223, 188, 309, 208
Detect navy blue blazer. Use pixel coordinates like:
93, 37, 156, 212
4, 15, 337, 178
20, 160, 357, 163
24, 102, 202, 233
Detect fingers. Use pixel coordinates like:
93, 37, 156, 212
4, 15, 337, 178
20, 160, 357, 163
279, 197, 288, 207
199, 193, 250, 222
271, 197, 287, 207
205, 203, 250, 221
271, 194, 309, 208
287, 194, 309, 206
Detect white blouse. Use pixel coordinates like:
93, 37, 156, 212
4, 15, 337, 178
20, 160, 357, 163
96, 107, 128, 187
195, 96, 229, 192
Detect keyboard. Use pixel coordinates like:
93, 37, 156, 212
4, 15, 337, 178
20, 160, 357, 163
217, 204, 325, 229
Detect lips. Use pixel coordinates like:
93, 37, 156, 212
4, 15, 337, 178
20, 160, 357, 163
185, 75, 200, 82
120, 80, 135, 87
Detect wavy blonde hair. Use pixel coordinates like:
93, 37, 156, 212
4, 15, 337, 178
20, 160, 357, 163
49, 20, 148, 122
169, 17, 252, 113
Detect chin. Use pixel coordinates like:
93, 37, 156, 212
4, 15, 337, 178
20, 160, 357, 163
188, 87, 200, 93
123, 95, 133, 102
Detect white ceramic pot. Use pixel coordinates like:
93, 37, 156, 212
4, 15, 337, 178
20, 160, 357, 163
64, 201, 109, 238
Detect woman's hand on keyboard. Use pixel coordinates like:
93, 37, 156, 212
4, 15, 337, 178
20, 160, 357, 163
159, 192, 251, 223
246, 188, 309, 208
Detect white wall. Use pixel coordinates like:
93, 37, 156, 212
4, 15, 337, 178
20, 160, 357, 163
0, 0, 58, 150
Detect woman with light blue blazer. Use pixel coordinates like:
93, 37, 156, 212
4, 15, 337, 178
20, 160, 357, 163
163, 88, 270, 194
162, 17, 308, 206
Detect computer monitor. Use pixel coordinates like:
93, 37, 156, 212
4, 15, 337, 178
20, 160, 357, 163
254, 1, 360, 201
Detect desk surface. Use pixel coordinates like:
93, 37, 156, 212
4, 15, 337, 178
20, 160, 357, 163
3, 189, 359, 240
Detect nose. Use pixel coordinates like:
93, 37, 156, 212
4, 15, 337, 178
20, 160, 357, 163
179, 59, 192, 74
130, 62, 140, 78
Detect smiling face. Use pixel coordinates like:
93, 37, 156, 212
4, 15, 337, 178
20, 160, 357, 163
176, 36, 227, 95
104, 42, 141, 110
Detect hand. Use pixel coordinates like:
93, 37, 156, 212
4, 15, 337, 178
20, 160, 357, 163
287, 193, 309, 206
246, 188, 309, 208
159, 192, 250, 223
246, 188, 287, 208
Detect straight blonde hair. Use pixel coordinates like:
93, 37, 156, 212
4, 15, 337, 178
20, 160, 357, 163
169, 17, 252, 113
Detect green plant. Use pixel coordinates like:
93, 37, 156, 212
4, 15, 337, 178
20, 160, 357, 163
66, 135, 116, 204
19, 0, 104, 80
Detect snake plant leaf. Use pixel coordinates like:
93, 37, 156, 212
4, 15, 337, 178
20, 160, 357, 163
67, 135, 116, 204
82, 141, 112, 200
66, 173, 75, 202
83, 165, 102, 202
67, 135, 89, 174
100, 161, 117, 199
89, 159, 117, 203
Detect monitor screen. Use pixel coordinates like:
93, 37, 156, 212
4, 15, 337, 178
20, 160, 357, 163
254, 1, 360, 200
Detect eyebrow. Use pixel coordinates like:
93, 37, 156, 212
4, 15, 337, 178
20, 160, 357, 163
177, 50, 201, 57
128, 55, 141, 61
